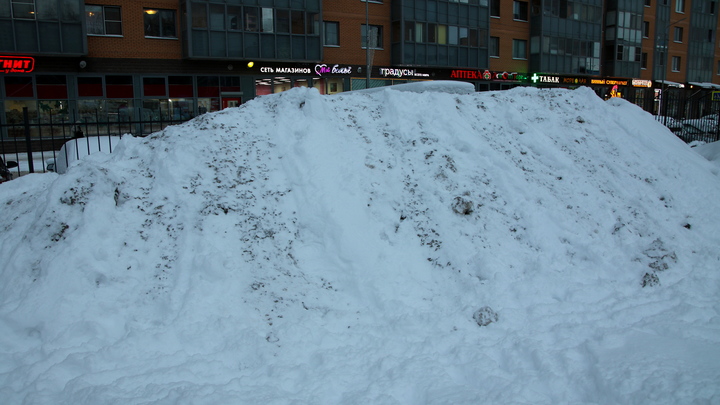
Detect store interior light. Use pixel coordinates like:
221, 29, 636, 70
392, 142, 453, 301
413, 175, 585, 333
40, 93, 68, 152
145, 9, 158, 15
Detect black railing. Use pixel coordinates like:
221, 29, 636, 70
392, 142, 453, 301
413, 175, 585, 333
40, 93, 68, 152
1, 107, 192, 178
628, 90, 720, 144
3, 89, 719, 180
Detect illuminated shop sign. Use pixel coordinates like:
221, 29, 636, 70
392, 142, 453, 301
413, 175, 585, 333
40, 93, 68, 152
0, 56, 35, 73
450, 69, 521, 81
590, 78, 629, 86
379, 68, 431, 78
530, 73, 560, 84
259, 66, 312, 74
531, 73, 633, 87
632, 79, 652, 88
315, 64, 353, 76
561, 77, 588, 85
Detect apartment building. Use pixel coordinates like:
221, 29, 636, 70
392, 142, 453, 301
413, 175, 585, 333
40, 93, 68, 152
2, 0, 720, 133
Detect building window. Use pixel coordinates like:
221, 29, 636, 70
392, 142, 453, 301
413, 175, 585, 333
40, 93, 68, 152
307, 13, 319, 35
675, 0, 684, 13
12, 0, 35, 19
672, 56, 681, 71
428, 23, 437, 43
642, 52, 648, 69
191, 3, 207, 28
512, 39, 527, 59
209, 4, 225, 30
86, 5, 122, 36
144, 9, 176, 38
291, 10, 304, 34
717, 60, 720, 74
142, 77, 166, 97
674, 26, 683, 42
490, 36, 499, 57
324, 21, 339, 46
643, 21, 650, 38
490, 0, 500, 17
361, 24, 382, 49
228, 6, 240, 30
513, 1, 528, 21
261, 7, 273, 32
77, 77, 104, 97
244, 7, 258, 31
275, 9, 290, 33
415, 22, 425, 42
645, 0, 651, 5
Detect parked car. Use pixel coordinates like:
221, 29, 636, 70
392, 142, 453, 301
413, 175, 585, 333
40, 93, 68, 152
678, 114, 720, 142
0, 157, 19, 184
654, 115, 683, 131
48, 136, 122, 174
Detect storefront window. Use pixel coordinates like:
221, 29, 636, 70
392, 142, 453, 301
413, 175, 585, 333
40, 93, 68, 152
106, 75, 133, 98
77, 99, 104, 122
107, 99, 133, 121
77, 76, 104, 97
169, 76, 193, 98
38, 100, 69, 135
4, 76, 34, 98
77, 99, 132, 121
4, 100, 68, 138
198, 98, 220, 114
36, 75, 68, 100
76, 99, 133, 136
273, 77, 291, 93
4, 100, 38, 138
143, 77, 167, 97
312, 78, 345, 94
141, 98, 194, 133
220, 76, 240, 92
40, 100, 70, 138
255, 78, 272, 96
169, 98, 194, 120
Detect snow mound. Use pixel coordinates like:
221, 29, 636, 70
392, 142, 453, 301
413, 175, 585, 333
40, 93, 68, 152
1, 85, 720, 404
693, 140, 720, 175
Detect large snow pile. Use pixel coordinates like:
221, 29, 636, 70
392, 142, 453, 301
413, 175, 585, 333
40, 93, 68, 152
694, 140, 720, 174
1, 83, 719, 404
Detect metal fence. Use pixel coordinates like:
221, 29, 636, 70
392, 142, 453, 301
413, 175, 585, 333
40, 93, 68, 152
3, 89, 720, 180
628, 90, 720, 144
1, 107, 191, 178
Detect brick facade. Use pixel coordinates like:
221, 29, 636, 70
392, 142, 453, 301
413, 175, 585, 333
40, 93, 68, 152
86, 0, 181, 60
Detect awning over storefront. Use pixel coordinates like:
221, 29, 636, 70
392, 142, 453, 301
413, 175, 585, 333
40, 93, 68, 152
688, 82, 720, 89
655, 80, 685, 88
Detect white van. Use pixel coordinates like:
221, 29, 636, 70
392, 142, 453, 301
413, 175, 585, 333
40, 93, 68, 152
48, 136, 122, 174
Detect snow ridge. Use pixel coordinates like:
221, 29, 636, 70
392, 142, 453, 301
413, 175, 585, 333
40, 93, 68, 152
1, 84, 719, 404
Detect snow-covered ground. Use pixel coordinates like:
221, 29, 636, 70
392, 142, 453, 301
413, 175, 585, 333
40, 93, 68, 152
694, 140, 720, 173
1, 82, 719, 404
